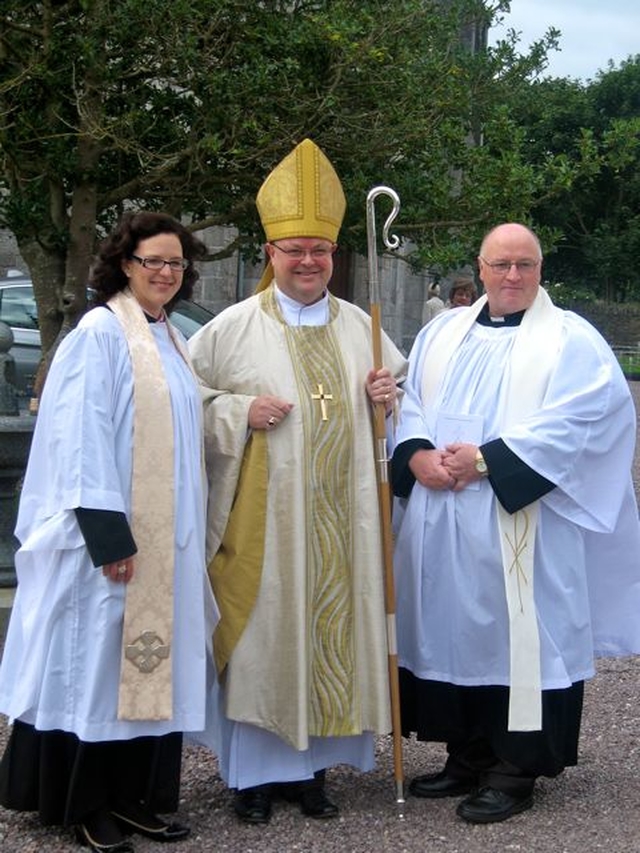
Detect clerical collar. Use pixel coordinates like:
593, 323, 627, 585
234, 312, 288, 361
476, 303, 525, 327
273, 283, 329, 326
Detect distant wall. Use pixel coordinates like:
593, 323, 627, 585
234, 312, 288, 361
570, 302, 640, 350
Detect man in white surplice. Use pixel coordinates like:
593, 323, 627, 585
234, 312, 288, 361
189, 139, 407, 825
392, 222, 640, 824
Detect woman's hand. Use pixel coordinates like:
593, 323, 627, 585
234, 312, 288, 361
103, 556, 135, 584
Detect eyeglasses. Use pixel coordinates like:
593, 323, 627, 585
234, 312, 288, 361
480, 257, 540, 274
269, 243, 335, 261
131, 254, 189, 272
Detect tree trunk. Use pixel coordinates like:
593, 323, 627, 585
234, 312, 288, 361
27, 80, 102, 398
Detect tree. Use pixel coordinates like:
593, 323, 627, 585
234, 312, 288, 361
1, 0, 575, 383
509, 56, 640, 302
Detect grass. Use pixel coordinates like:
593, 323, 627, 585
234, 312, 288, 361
616, 350, 640, 378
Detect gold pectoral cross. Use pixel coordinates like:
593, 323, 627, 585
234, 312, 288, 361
311, 383, 333, 421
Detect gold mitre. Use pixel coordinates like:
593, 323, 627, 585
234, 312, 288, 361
255, 139, 346, 292
257, 138, 346, 243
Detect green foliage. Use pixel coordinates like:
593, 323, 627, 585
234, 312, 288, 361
545, 281, 596, 308
1, 0, 581, 355
510, 56, 640, 303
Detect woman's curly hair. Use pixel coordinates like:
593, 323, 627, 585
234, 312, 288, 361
90, 211, 207, 311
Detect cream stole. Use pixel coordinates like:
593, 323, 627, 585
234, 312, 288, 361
108, 289, 190, 720
420, 289, 563, 730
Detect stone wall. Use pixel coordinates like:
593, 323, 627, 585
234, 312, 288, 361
568, 302, 640, 350
0, 231, 25, 277
193, 225, 252, 314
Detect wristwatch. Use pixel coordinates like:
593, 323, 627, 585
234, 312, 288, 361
475, 449, 489, 477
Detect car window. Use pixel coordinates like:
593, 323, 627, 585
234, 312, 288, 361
170, 300, 214, 339
0, 286, 39, 330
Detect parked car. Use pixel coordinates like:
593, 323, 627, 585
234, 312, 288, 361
0, 273, 215, 395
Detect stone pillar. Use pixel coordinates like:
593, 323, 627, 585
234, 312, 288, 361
0, 322, 18, 416
0, 321, 35, 586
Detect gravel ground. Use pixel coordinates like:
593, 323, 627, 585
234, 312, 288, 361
2, 384, 640, 853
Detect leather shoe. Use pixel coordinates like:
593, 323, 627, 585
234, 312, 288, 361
456, 786, 533, 823
112, 809, 190, 843
75, 823, 134, 853
409, 769, 475, 799
298, 786, 339, 819
233, 787, 272, 825
281, 782, 339, 819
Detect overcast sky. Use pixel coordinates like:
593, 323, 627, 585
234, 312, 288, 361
488, 0, 640, 81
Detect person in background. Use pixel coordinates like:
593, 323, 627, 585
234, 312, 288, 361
391, 222, 640, 824
189, 139, 407, 826
447, 277, 476, 308
0, 212, 218, 852
421, 282, 445, 325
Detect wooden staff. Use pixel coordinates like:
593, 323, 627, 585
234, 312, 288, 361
366, 186, 405, 811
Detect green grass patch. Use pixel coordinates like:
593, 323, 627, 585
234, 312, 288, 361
617, 352, 640, 378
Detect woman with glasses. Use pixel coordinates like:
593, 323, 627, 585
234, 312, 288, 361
447, 276, 477, 308
0, 212, 217, 852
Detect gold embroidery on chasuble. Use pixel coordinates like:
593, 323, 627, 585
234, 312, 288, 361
264, 288, 359, 737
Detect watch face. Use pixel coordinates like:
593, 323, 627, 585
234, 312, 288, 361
475, 454, 488, 475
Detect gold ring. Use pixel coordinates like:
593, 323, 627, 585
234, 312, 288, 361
384, 393, 390, 401
117, 565, 126, 576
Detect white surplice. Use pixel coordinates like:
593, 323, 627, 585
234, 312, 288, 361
0, 306, 217, 741
394, 295, 640, 693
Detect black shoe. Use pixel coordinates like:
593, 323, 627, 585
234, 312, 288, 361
233, 787, 272, 825
75, 823, 134, 853
456, 786, 533, 824
112, 808, 190, 843
409, 769, 476, 799
299, 786, 339, 819
282, 782, 339, 819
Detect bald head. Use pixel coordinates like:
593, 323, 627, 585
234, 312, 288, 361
479, 224, 542, 260
478, 223, 543, 317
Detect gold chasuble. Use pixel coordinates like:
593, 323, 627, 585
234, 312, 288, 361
211, 289, 359, 737
109, 289, 178, 720
191, 137, 405, 751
